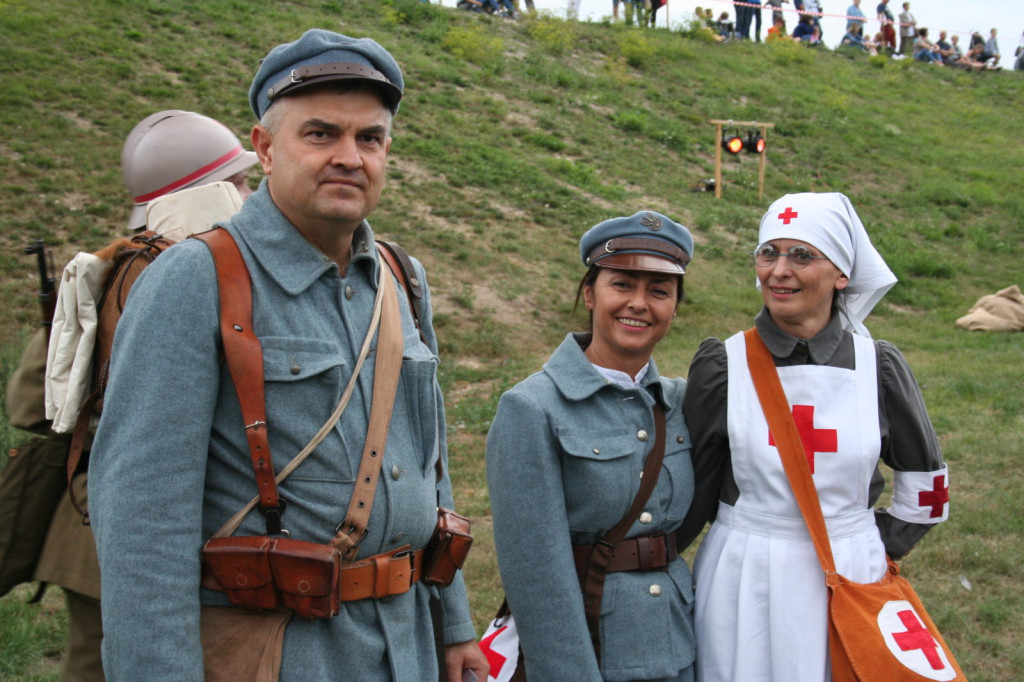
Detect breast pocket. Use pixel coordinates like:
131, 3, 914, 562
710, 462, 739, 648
260, 336, 355, 482
557, 428, 641, 532
396, 354, 441, 476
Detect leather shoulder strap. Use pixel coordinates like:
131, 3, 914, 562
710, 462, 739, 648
330, 264, 404, 559
376, 240, 425, 343
375, 241, 443, 484
192, 228, 284, 535
582, 403, 667, 662
743, 328, 836, 573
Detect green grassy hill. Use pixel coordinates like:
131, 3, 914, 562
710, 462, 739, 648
2, 0, 1023, 678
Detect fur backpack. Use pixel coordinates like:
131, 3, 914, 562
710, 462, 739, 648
45, 182, 245, 519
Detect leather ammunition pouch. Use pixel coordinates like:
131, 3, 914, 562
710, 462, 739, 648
201, 538, 427, 620
421, 507, 473, 588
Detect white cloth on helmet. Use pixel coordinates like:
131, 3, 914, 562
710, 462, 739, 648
758, 192, 897, 337
146, 181, 243, 242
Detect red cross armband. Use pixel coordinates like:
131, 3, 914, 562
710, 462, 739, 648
889, 468, 950, 523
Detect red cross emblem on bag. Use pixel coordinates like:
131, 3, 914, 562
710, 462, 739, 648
478, 614, 522, 682
878, 600, 959, 680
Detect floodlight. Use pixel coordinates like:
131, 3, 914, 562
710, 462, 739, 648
722, 132, 744, 154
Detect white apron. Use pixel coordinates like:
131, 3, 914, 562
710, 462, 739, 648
694, 332, 888, 682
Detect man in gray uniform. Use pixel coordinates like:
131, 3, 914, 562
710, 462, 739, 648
89, 30, 488, 681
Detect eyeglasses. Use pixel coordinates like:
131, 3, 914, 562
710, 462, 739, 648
753, 243, 830, 270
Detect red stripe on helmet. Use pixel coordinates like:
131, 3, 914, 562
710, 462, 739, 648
133, 146, 245, 204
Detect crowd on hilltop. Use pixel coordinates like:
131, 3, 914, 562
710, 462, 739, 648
688, 1, 1023, 72
448, 0, 1024, 73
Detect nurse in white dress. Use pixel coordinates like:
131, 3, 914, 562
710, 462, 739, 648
678, 192, 951, 682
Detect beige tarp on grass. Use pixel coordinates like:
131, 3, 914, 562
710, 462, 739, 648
955, 285, 1024, 332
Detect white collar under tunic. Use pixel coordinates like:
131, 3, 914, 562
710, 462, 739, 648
591, 362, 650, 389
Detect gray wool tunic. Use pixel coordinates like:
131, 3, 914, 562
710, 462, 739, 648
89, 181, 476, 681
487, 333, 696, 682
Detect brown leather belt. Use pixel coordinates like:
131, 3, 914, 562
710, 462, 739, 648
341, 546, 423, 601
202, 544, 424, 603
573, 533, 678, 575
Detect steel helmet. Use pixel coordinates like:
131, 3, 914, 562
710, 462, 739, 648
121, 110, 258, 231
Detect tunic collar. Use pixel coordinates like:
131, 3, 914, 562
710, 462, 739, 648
754, 307, 844, 365
224, 179, 380, 295
543, 333, 670, 408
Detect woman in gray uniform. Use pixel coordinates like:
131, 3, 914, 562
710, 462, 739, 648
487, 211, 697, 681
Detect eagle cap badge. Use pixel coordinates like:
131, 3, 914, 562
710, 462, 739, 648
641, 213, 662, 231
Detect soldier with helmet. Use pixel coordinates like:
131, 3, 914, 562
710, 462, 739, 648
121, 110, 258, 231
4, 109, 258, 682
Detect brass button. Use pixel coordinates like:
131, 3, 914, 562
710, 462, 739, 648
649, 584, 662, 597
593, 448, 600, 455
677, 435, 686, 443
391, 465, 402, 480
639, 512, 653, 524
345, 286, 355, 300
637, 429, 649, 442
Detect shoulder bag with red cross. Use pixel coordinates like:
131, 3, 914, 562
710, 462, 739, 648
745, 328, 966, 682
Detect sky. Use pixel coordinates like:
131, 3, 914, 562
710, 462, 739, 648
509, 0, 1024, 53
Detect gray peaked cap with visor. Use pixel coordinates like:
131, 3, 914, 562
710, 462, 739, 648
249, 29, 404, 119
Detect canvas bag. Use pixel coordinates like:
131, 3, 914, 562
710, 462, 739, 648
744, 328, 966, 682
0, 434, 71, 598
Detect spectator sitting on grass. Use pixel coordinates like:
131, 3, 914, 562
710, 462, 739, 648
717, 11, 736, 40
693, 7, 727, 41
766, 15, 789, 41
913, 28, 944, 65
946, 34, 968, 66
841, 23, 879, 54
958, 42, 996, 71
793, 14, 820, 43
981, 27, 1001, 67
934, 30, 955, 64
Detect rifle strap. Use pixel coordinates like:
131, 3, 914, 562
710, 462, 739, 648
67, 390, 100, 522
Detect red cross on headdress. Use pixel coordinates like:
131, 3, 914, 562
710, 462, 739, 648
778, 207, 799, 224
